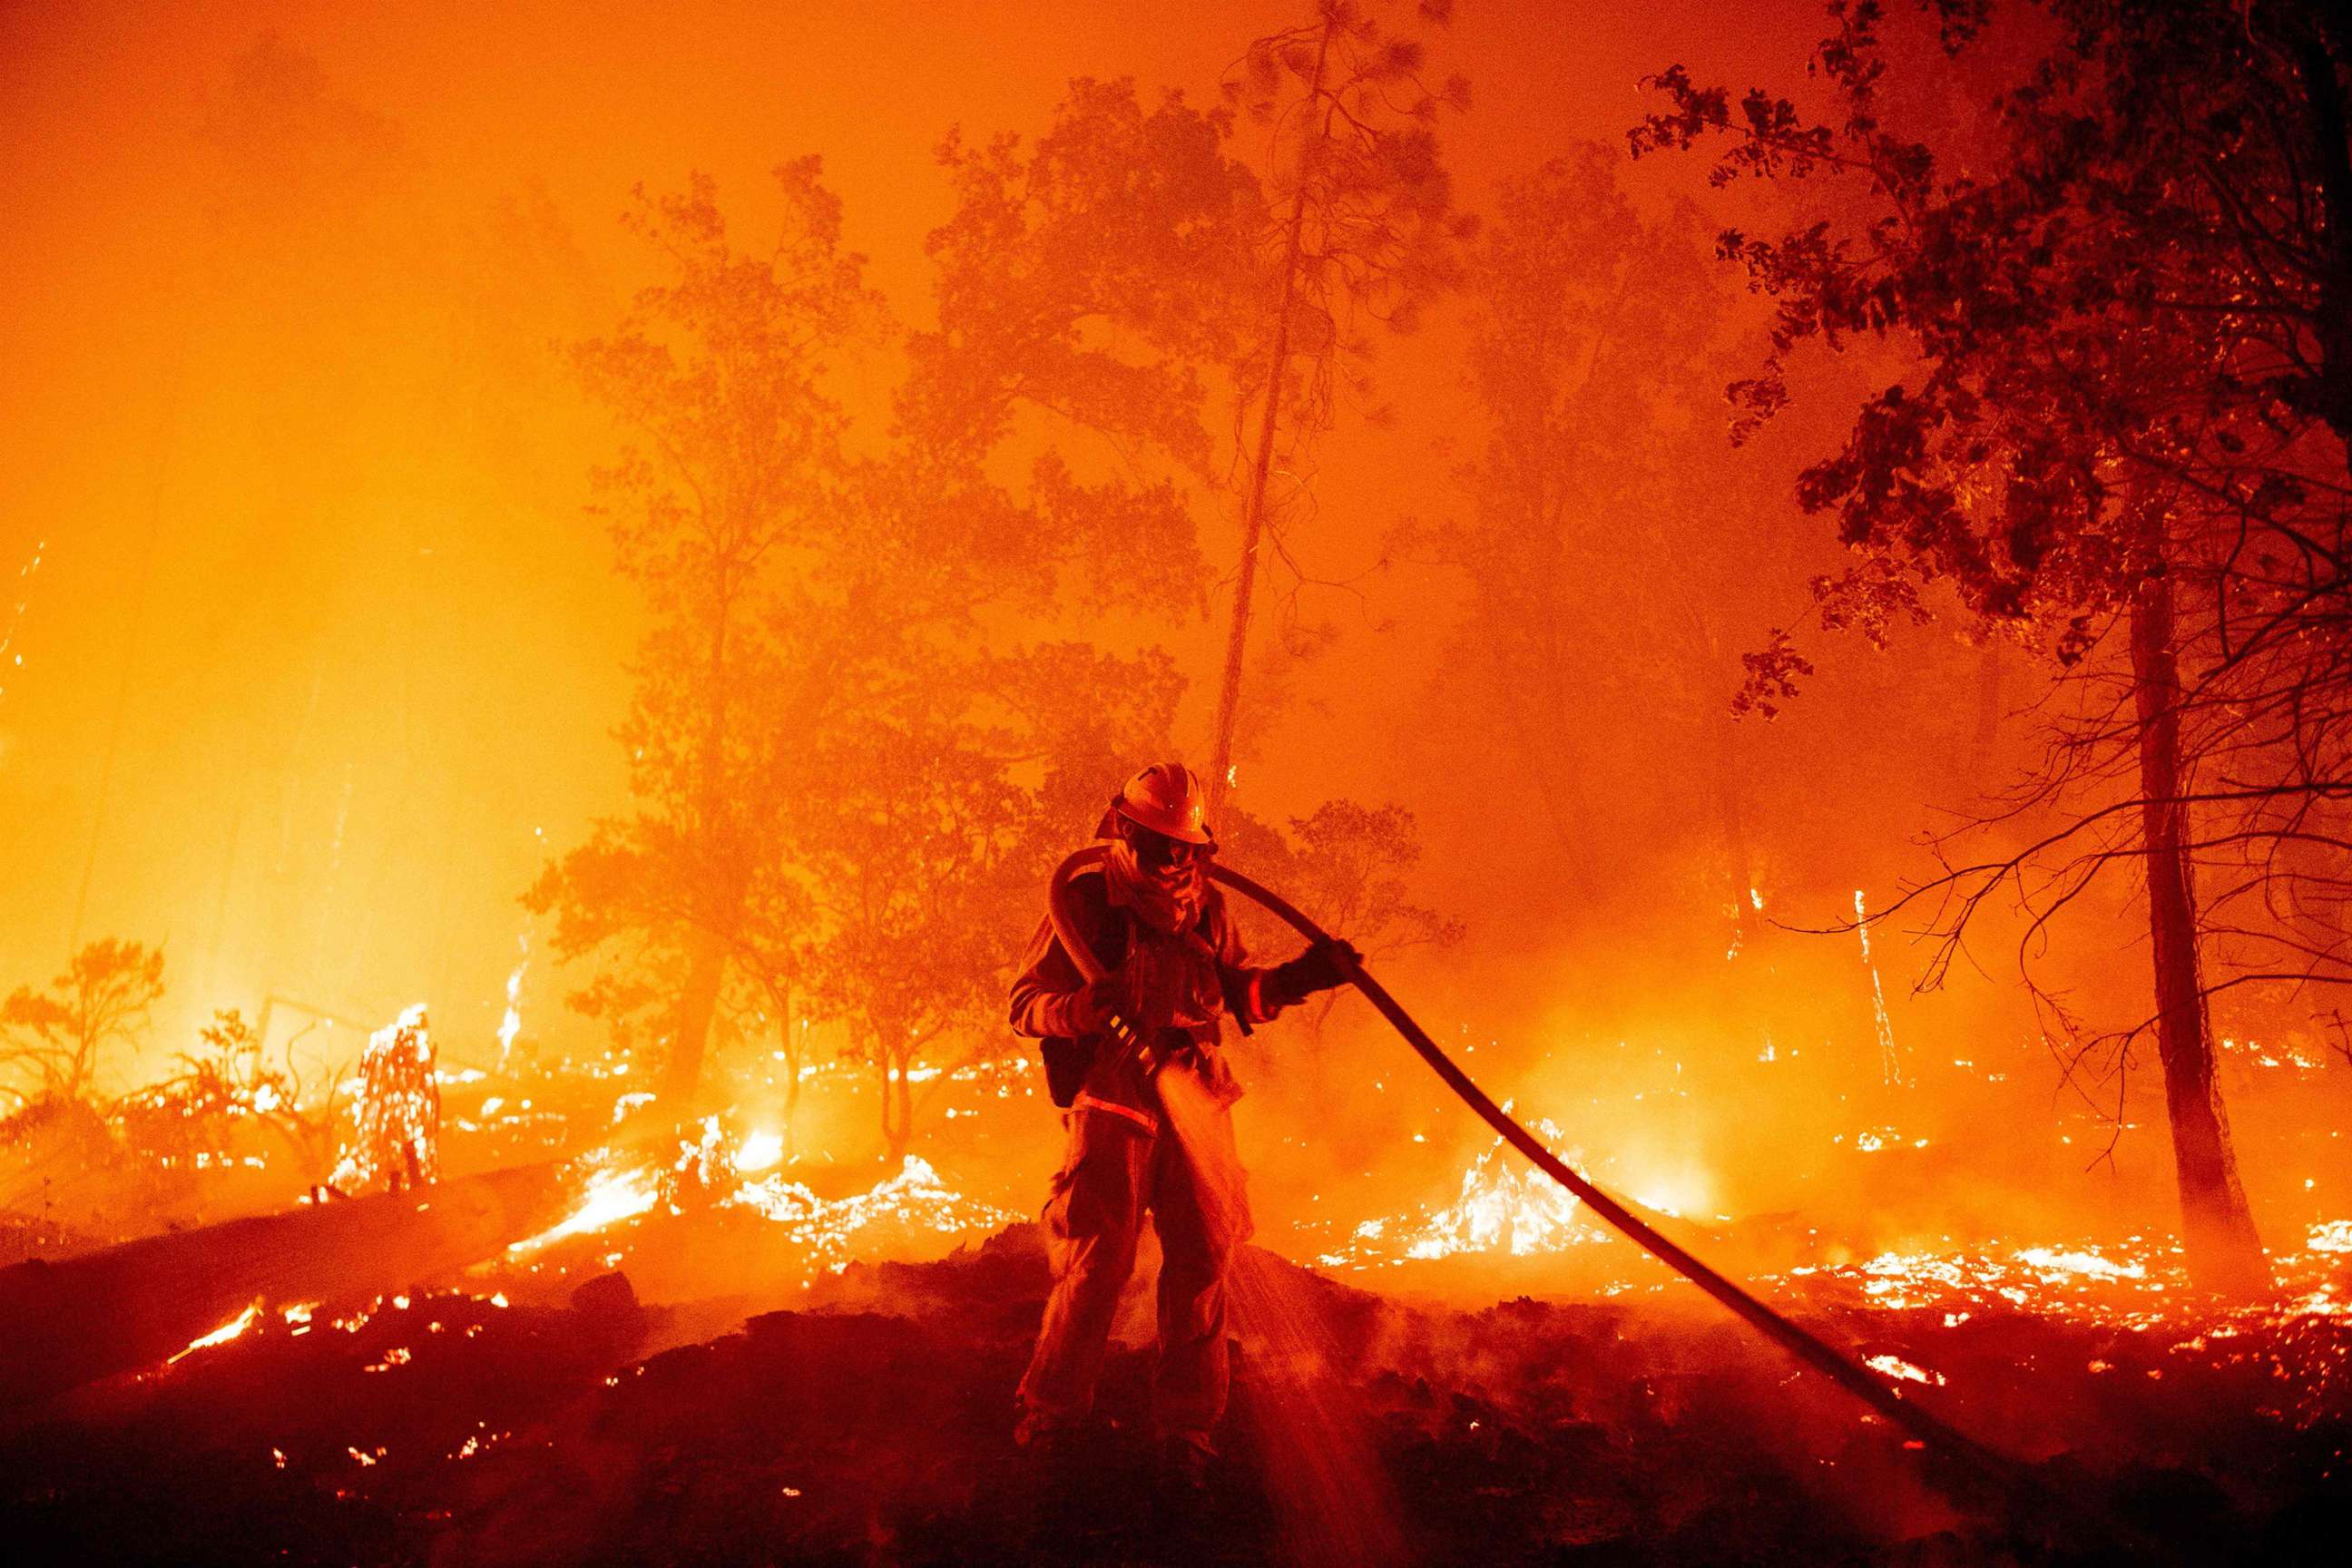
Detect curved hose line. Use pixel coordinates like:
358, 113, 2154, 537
1201, 858, 2024, 1483
1046, 845, 1116, 986
1044, 845, 2008, 1485
1046, 846, 1166, 1077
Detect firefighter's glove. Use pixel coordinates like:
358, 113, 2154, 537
1064, 974, 1127, 1037
1269, 939, 1360, 1008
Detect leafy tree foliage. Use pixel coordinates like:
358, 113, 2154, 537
1400, 146, 1811, 955
528, 162, 885, 1105
535, 80, 1271, 1149
0, 940, 168, 1104
912, 76, 1261, 477
1232, 800, 1462, 1110
1207, 0, 1477, 806
1632, 0, 2352, 1289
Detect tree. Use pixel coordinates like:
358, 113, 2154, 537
529, 161, 885, 1105
1399, 147, 1807, 929
799, 701, 1025, 1159
1206, 0, 1475, 812
775, 482, 1190, 1157
1632, 0, 2352, 1290
0, 940, 167, 1105
541, 76, 1314, 1151
912, 76, 1260, 479
210, 1008, 348, 1193
771, 79, 1261, 1155
905, 76, 1256, 627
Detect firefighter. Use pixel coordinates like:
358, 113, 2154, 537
1010, 761, 1356, 1496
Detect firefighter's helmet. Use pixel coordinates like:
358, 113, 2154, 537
1112, 761, 1215, 846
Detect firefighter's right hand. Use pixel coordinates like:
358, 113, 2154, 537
1067, 975, 1124, 1036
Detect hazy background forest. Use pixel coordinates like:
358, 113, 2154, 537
2, 0, 2341, 1285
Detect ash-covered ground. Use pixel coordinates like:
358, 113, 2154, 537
5, 1220, 2345, 1568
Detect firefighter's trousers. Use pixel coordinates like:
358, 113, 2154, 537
1016, 1082, 1251, 1444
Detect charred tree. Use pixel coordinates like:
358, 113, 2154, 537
2129, 572, 2269, 1291
0, 940, 168, 1105
1712, 709, 1759, 958
665, 930, 730, 1103
1206, 0, 1470, 815
1205, 15, 1328, 811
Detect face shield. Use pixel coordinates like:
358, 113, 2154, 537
1117, 815, 1210, 877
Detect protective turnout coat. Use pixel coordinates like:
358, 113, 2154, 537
1007, 859, 1282, 1128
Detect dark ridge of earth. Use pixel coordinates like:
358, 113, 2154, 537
0, 1223, 2340, 1566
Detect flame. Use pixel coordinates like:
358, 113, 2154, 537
1308, 1126, 2352, 1424
1842, 1126, 1930, 1154
1764, 1230, 2352, 1422
1318, 1121, 1608, 1269
331, 1004, 441, 1192
496, 935, 530, 1064
2013, 1246, 2147, 1281
723, 1153, 1017, 1273
508, 1161, 661, 1254
1865, 1353, 1945, 1387
170, 1300, 262, 1364
501, 1123, 1010, 1281
1854, 890, 1903, 1085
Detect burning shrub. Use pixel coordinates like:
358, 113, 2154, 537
331, 1005, 441, 1194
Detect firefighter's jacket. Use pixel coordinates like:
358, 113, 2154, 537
1009, 862, 1283, 1134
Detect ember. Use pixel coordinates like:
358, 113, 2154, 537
329, 1005, 441, 1194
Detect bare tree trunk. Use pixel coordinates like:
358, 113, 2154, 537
1712, 711, 1757, 956
2280, 18, 2352, 446
894, 1064, 913, 1163
1206, 17, 1332, 819
781, 1004, 801, 1158
1971, 641, 2004, 774
664, 566, 743, 1107
662, 926, 727, 1104
2129, 573, 2270, 1293
876, 1042, 913, 1164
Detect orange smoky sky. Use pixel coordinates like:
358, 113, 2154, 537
5, 0, 2204, 1239
0, 1, 1805, 1009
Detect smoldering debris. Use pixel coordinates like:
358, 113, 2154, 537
2, 1222, 2342, 1567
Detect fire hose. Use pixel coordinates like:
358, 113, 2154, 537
1046, 845, 2012, 1490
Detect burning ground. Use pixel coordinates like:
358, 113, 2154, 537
5, 965, 2347, 1563
5, 1122, 2347, 1567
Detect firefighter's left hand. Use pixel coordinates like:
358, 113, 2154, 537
1275, 939, 1360, 1003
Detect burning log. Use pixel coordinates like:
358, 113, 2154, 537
0, 1159, 567, 1407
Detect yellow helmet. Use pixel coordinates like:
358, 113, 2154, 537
1112, 761, 1215, 846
